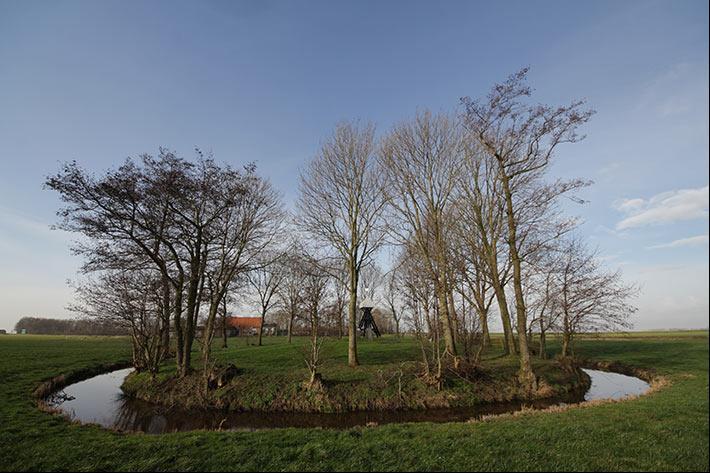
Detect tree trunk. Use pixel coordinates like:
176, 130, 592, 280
500, 171, 536, 390
161, 275, 171, 358
257, 308, 265, 347
561, 332, 571, 358
347, 262, 359, 367
221, 292, 228, 349
479, 310, 491, 347
513, 281, 535, 389
173, 275, 185, 376
434, 231, 459, 363
180, 241, 205, 377
485, 248, 516, 355
446, 286, 460, 347
200, 299, 220, 377
561, 313, 572, 358
436, 280, 459, 364
489, 271, 516, 355
337, 299, 344, 339
287, 313, 294, 344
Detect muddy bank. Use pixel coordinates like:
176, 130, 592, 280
34, 361, 132, 402
579, 358, 658, 383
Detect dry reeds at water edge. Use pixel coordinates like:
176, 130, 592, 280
469, 374, 670, 424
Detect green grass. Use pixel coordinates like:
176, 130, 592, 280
0, 332, 707, 471
123, 336, 583, 412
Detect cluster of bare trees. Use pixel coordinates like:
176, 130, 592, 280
297, 121, 388, 367
527, 238, 637, 359
296, 69, 637, 390
14, 316, 127, 336
47, 69, 637, 391
47, 150, 283, 377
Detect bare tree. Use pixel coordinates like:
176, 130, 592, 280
453, 250, 496, 349
14, 317, 127, 336
159, 155, 255, 377
399, 245, 436, 336
379, 111, 462, 364
454, 139, 516, 353
551, 238, 637, 357
246, 255, 286, 347
46, 150, 282, 377
398, 244, 447, 383
462, 69, 594, 389
71, 270, 168, 375
47, 152, 196, 376
277, 242, 307, 343
453, 283, 485, 364
299, 253, 330, 386
383, 266, 403, 337
297, 121, 387, 367
525, 252, 563, 359
199, 168, 284, 379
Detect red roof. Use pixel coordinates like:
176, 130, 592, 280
226, 316, 261, 329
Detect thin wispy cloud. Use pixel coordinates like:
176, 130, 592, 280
636, 62, 709, 118
613, 185, 709, 230
597, 161, 622, 183
0, 205, 56, 237
648, 234, 709, 250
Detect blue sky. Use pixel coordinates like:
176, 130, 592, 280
0, 0, 707, 331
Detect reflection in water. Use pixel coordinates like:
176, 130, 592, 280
47, 367, 650, 434
582, 368, 650, 401
48, 368, 134, 428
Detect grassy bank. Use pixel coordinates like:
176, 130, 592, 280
122, 337, 586, 412
0, 332, 707, 471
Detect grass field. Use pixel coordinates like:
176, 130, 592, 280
0, 332, 707, 471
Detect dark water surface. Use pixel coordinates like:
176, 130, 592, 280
47, 367, 650, 434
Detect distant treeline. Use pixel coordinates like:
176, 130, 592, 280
14, 317, 128, 336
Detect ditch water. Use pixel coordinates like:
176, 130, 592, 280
45, 367, 650, 434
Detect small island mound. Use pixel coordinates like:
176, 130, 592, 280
121, 338, 589, 413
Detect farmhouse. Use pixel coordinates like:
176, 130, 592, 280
224, 316, 278, 337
